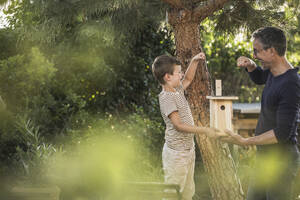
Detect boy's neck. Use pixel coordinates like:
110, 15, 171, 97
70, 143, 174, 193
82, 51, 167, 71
162, 84, 176, 92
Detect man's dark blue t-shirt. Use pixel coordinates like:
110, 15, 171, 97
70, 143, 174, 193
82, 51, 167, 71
249, 67, 300, 152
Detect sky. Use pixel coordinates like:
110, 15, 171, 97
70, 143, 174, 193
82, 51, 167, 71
0, 4, 9, 28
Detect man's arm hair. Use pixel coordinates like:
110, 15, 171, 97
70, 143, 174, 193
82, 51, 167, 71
244, 129, 278, 145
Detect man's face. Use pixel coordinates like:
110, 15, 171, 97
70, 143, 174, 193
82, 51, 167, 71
253, 39, 273, 69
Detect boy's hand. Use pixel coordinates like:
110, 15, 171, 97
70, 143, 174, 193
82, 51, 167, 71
220, 129, 247, 145
191, 52, 206, 62
204, 127, 228, 139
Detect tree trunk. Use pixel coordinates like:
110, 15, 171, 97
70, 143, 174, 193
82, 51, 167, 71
168, 9, 244, 200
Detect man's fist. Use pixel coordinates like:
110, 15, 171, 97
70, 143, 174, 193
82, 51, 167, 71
237, 56, 256, 70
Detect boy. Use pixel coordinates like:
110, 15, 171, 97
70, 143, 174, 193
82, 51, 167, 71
152, 53, 223, 200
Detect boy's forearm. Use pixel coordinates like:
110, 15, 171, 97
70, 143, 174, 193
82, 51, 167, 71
184, 59, 200, 83
174, 122, 206, 135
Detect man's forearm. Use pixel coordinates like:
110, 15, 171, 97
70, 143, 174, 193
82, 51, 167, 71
245, 60, 257, 72
244, 129, 278, 145
247, 65, 257, 72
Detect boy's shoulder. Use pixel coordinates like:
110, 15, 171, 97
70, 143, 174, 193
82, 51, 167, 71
159, 83, 185, 99
158, 90, 179, 105
159, 90, 178, 100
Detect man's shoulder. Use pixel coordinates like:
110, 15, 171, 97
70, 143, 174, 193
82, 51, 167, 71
278, 70, 300, 96
284, 68, 300, 85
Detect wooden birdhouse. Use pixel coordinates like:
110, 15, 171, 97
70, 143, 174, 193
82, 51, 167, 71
207, 80, 238, 131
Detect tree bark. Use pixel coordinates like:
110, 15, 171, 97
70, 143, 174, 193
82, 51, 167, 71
167, 8, 245, 200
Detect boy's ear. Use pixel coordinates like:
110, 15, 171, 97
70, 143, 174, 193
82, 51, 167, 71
163, 73, 171, 82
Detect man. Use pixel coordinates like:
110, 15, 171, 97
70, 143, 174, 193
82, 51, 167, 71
222, 27, 300, 200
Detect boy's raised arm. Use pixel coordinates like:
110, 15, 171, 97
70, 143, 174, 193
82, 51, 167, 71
182, 52, 206, 90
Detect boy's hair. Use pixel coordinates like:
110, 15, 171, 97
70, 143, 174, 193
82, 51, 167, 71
252, 26, 286, 56
152, 55, 181, 85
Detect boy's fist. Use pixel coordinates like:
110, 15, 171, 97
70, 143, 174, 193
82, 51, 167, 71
237, 56, 256, 68
192, 52, 206, 62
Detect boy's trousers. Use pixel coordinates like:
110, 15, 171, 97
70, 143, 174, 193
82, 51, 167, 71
162, 143, 195, 200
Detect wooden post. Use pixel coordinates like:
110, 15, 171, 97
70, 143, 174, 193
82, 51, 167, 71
215, 80, 222, 96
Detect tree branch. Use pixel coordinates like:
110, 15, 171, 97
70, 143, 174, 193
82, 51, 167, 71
161, 0, 185, 9
193, 0, 231, 21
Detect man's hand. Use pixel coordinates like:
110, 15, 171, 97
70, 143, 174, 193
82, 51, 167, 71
220, 129, 247, 146
237, 56, 256, 72
191, 52, 206, 62
203, 127, 228, 139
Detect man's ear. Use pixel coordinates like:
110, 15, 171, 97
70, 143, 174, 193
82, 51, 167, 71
269, 47, 277, 56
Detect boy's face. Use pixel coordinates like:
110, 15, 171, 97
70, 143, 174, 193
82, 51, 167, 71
168, 64, 183, 87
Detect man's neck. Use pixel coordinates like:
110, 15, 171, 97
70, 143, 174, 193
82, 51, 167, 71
270, 57, 293, 76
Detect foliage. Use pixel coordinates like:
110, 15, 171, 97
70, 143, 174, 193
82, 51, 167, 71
0, 110, 60, 186
0, 109, 19, 174
201, 19, 264, 102
0, 28, 18, 60
209, 0, 300, 34
0, 1, 173, 186
1, 108, 165, 189
107, 22, 175, 114
0, 18, 174, 139
13, 116, 59, 184
40, 110, 165, 199
0, 47, 56, 107
4, 0, 166, 45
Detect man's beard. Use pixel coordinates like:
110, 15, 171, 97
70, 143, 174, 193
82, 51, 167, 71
258, 60, 269, 70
